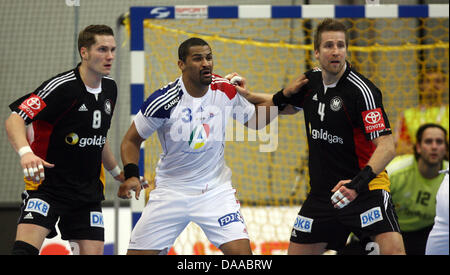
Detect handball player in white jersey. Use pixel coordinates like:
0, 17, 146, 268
118, 37, 269, 255
426, 170, 449, 255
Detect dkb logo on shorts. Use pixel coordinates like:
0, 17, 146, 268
293, 215, 313, 233
360, 207, 383, 228
90, 212, 104, 228
25, 198, 50, 217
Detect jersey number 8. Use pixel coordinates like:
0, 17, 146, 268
92, 110, 101, 129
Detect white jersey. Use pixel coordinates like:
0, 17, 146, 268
426, 171, 449, 255
134, 74, 255, 194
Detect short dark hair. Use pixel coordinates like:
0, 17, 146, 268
78, 25, 114, 58
414, 123, 448, 160
178, 37, 210, 62
314, 18, 349, 51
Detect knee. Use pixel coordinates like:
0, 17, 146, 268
383, 246, 406, 255
375, 232, 406, 255
380, 241, 406, 255
219, 239, 252, 255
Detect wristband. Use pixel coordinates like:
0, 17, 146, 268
18, 146, 33, 157
108, 165, 121, 178
272, 89, 289, 111
344, 165, 377, 194
124, 163, 140, 180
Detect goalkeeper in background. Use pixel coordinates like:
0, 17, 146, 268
388, 123, 448, 254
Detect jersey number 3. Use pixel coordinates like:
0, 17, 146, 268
92, 110, 101, 129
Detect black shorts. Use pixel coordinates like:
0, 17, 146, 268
290, 189, 401, 251
17, 190, 104, 241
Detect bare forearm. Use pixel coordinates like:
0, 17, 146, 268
121, 139, 141, 165
5, 113, 29, 152
367, 134, 396, 174
241, 91, 274, 106
102, 140, 119, 171
120, 123, 144, 166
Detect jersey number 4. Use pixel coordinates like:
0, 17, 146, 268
318, 102, 325, 121
92, 110, 101, 129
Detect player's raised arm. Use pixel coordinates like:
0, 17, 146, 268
225, 73, 308, 129
225, 72, 308, 108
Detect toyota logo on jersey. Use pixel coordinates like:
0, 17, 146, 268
18, 94, 47, 119
362, 108, 386, 133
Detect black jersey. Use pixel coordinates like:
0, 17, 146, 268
9, 64, 117, 203
287, 62, 391, 197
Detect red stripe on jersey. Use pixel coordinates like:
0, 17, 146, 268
353, 127, 375, 169
29, 99, 79, 160
211, 74, 237, 100
30, 120, 54, 160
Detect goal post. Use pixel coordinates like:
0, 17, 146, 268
127, 4, 448, 254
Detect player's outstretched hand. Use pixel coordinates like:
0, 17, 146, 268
21, 152, 54, 184
225, 72, 249, 98
283, 74, 309, 97
118, 177, 141, 200
331, 180, 358, 209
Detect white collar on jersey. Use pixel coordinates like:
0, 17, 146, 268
85, 84, 102, 95
85, 84, 102, 100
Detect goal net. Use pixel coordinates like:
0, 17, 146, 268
126, 5, 448, 254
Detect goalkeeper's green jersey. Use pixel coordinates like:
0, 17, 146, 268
387, 154, 448, 232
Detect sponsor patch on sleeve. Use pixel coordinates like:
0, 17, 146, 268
362, 108, 386, 134
18, 94, 46, 119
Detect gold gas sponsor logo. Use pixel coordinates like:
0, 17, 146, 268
310, 126, 344, 144
65, 133, 106, 147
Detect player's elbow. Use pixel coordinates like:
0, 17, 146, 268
5, 113, 24, 135
120, 136, 140, 157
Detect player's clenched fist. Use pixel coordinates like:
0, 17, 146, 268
118, 177, 141, 200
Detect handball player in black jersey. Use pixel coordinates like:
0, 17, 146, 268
6, 25, 124, 255
228, 19, 405, 254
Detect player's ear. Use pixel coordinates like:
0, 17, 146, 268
415, 142, 422, 156
178, 59, 185, 71
80, 47, 89, 61
314, 49, 320, 60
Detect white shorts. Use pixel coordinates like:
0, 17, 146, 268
128, 182, 249, 252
